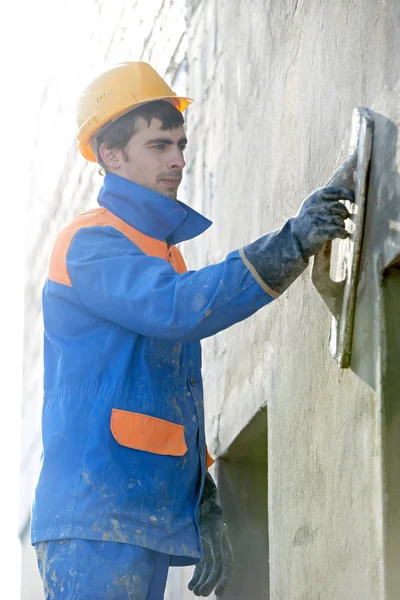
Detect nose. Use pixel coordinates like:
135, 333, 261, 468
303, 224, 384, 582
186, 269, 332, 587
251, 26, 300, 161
167, 146, 186, 170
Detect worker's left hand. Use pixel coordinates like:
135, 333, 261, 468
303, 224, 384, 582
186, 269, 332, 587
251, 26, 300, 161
188, 472, 234, 597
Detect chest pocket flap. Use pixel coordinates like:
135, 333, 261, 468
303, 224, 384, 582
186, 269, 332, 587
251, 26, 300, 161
111, 409, 188, 456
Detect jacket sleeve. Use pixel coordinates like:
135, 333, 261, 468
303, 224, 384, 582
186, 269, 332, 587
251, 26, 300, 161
66, 225, 275, 341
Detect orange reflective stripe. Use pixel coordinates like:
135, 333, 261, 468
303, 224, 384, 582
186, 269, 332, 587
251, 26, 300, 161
206, 447, 215, 468
111, 408, 188, 456
48, 208, 169, 286
168, 245, 187, 274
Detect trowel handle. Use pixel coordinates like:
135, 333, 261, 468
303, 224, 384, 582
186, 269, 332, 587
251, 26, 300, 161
311, 150, 357, 318
311, 241, 345, 317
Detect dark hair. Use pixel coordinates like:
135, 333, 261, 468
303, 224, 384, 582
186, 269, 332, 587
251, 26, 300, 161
94, 100, 185, 171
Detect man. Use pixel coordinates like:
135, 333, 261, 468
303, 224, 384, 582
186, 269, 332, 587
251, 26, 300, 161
31, 62, 354, 599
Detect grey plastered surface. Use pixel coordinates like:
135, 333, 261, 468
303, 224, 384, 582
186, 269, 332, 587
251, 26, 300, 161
216, 406, 269, 599
183, 1, 400, 598
349, 84, 400, 598
165, 408, 269, 600
367, 84, 400, 599
381, 269, 400, 599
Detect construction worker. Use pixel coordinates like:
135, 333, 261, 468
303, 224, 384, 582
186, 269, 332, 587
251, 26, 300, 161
31, 62, 355, 599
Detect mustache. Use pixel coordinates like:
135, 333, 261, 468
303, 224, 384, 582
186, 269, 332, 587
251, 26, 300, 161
157, 171, 182, 181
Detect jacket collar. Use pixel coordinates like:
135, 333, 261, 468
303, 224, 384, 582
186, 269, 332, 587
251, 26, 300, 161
97, 173, 212, 244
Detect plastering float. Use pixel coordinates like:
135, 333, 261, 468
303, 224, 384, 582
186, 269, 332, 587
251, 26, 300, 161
311, 107, 374, 368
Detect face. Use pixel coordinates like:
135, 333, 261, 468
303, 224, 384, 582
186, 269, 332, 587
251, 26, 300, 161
101, 117, 187, 200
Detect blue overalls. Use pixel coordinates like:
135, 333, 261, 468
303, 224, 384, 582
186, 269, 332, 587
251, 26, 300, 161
31, 173, 275, 597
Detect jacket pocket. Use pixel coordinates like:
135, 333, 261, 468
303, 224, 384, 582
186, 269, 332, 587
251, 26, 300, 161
111, 409, 188, 456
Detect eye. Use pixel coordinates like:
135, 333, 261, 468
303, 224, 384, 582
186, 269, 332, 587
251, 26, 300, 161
152, 144, 165, 150
179, 144, 187, 151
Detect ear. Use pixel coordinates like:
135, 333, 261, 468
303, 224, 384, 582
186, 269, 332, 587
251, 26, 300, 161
98, 142, 123, 170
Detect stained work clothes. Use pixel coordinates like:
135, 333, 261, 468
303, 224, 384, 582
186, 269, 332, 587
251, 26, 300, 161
36, 539, 170, 599
31, 173, 275, 563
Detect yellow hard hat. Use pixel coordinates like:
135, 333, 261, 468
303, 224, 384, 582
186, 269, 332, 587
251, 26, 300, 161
76, 61, 193, 162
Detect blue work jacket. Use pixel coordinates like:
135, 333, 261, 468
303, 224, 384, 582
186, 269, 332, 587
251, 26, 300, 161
31, 173, 275, 564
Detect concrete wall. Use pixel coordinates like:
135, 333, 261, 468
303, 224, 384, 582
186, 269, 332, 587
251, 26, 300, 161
182, 1, 400, 598
21, 0, 400, 598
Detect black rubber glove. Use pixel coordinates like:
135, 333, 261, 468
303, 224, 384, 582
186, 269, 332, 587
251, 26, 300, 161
239, 156, 356, 296
188, 472, 234, 597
